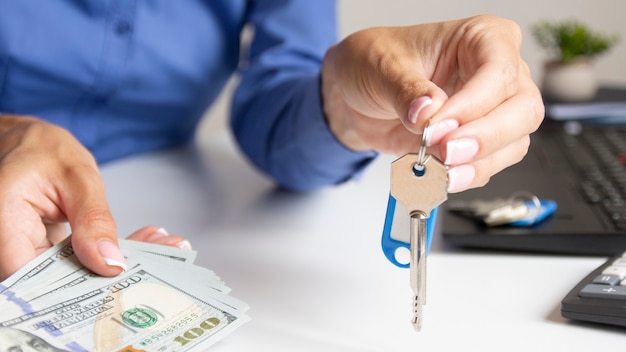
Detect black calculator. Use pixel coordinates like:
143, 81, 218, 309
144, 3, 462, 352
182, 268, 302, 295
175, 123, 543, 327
561, 251, 626, 327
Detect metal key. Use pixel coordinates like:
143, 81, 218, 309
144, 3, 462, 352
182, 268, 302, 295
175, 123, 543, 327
390, 127, 448, 332
446, 191, 543, 226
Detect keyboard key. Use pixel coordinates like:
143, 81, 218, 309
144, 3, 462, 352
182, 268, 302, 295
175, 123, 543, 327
580, 284, 626, 300
601, 265, 626, 279
569, 127, 626, 232
592, 274, 621, 285
612, 258, 626, 267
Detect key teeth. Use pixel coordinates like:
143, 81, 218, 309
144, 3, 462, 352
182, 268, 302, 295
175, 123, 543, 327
412, 317, 422, 332
413, 295, 422, 305
413, 295, 423, 332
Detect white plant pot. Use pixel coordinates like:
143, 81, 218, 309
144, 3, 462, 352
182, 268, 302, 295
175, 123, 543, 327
542, 59, 598, 102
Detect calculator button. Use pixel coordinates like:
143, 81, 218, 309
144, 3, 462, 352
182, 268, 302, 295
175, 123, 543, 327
612, 258, 626, 267
580, 284, 626, 300
601, 265, 626, 279
592, 274, 621, 285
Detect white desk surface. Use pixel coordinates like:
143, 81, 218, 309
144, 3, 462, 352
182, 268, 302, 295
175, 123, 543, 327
100, 131, 625, 351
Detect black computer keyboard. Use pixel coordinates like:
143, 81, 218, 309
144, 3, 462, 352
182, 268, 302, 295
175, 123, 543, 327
440, 124, 626, 256
558, 127, 626, 230
562, 249, 626, 327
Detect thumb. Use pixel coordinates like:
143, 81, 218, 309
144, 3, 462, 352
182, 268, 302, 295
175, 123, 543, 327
390, 75, 451, 137
65, 169, 126, 277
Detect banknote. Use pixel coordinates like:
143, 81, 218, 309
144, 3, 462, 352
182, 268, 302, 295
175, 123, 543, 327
0, 236, 249, 351
119, 240, 198, 263
0, 237, 81, 295
0, 238, 230, 305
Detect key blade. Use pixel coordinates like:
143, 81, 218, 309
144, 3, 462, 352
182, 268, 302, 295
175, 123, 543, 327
412, 305, 423, 332
447, 198, 511, 217
410, 212, 427, 332
410, 212, 427, 296
483, 201, 530, 226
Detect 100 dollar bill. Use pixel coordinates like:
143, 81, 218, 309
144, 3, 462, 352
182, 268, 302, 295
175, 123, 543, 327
0, 260, 249, 352
0, 237, 249, 351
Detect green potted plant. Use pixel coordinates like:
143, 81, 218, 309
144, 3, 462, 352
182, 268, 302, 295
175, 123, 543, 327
531, 19, 619, 101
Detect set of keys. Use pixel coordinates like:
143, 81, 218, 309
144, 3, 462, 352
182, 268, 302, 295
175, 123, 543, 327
381, 121, 448, 332
446, 192, 557, 227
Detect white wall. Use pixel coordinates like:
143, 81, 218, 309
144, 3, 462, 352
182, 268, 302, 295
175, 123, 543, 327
337, 0, 626, 86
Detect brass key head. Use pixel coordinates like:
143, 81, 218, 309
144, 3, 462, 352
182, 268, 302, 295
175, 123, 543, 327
390, 153, 448, 218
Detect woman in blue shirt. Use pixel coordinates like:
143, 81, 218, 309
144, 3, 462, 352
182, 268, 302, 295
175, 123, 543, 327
0, 1, 543, 280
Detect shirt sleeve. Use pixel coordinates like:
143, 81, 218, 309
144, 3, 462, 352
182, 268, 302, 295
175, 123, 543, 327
230, 0, 377, 192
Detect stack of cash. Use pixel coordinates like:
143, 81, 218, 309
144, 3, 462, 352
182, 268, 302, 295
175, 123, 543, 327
0, 236, 249, 351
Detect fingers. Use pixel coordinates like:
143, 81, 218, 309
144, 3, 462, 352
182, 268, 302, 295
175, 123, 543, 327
430, 16, 524, 125
423, 18, 543, 192
126, 226, 192, 250
366, 30, 451, 134
31, 125, 126, 276
394, 64, 541, 194
45, 221, 70, 244
0, 117, 73, 280
389, 73, 450, 134
0, 115, 196, 281
447, 136, 530, 193
65, 165, 126, 276
0, 202, 44, 280
435, 60, 519, 125
323, 25, 451, 152
443, 84, 541, 164
378, 17, 522, 134
442, 68, 543, 192
0, 196, 66, 280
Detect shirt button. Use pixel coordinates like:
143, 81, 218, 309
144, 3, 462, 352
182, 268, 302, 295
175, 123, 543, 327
115, 21, 133, 36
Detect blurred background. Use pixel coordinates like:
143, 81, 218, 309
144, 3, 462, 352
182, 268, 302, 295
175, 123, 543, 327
338, 0, 626, 85
200, 0, 626, 134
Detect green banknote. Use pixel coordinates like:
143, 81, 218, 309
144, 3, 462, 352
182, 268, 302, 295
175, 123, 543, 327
0, 237, 249, 351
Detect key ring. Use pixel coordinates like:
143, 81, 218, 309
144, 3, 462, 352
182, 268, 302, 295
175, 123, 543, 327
510, 191, 542, 219
507, 191, 556, 227
413, 120, 432, 176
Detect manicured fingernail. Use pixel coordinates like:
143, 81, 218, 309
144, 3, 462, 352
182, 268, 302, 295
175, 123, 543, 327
97, 240, 127, 271
447, 165, 476, 193
427, 119, 459, 146
444, 138, 479, 165
408, 96, 432, 124
146, 227, 169, 242
177, 240, 193, 250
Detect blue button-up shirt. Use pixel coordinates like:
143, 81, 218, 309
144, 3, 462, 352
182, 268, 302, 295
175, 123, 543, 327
0, 0, 376, 190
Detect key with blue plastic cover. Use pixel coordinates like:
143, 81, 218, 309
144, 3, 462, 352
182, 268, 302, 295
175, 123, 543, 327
382, 122, 448, 332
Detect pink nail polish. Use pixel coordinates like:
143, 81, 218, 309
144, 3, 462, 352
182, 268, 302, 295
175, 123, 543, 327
146, 227, 169, 242
444, 138, 479, 165
408, 96, 432, 124
447, 165, 476, 193
97, 240, 127, 271
427, 119, 459, 146
177, 240, 193, 250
